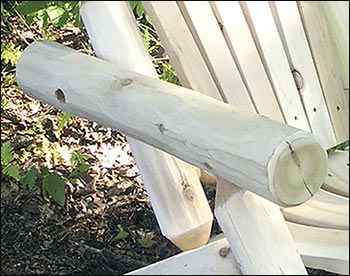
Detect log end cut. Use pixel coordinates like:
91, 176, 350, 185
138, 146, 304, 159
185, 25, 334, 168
169, 220, 212, 251
268, 131, 328, 207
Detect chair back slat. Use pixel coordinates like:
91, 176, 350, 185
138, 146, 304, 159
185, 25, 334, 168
178, 1, 256, 112
212, 1, 285, 122
298, 1, 349, 145
271, 1, 337, 149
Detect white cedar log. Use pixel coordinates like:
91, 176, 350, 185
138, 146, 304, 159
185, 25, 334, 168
215, 180, 306, 275
80, 1, 213, 251
16, 40, 328, 207
143, 3, 307, 274
126, 235, 242, 275
288, 222, 349, 275
127, 223, 349, 275
322, 150, 349, 197
282, 189, 349, 230
297, 1, 349, 143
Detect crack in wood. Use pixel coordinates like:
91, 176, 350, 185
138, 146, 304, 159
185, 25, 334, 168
285, 141, 313, 196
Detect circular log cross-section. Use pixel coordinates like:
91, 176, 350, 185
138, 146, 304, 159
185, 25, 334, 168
16, 41, 328, 206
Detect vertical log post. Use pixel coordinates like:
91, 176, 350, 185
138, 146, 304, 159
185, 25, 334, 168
80, 1, 213, 251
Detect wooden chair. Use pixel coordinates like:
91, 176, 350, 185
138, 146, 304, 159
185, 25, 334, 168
16, 1, 349, 274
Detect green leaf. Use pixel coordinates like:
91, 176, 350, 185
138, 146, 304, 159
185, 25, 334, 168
17, 1, 49, 15
42, 174, 66, 206
3, 164, 19, 181
46, 5, 66, 26
57, 111, 73, 131
37, 9, 50, 29
1, 142, 14, 166
112, 224, 129, 241
68, 163, 89, 179
22, 168, 39, 190
136, 3, 145, 17
1, 42, 22, 66
56, 11, 69, 27
40, 166, 49, 177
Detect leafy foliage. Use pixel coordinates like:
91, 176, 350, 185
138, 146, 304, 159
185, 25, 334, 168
1, 142, 19, 181
1, 142, 15, 165
22, 167, 39, 190
328, 140, 349, 154
42, 173, 66, 206
1, 42, 22, 66
16, 1, 81, 28
129, 1, 146, 18
111, 224, 129, 241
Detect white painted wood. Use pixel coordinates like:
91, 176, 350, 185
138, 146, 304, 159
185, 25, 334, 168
16, 40, 328, 206
177, 1, 256, 112
127, 224, 349, 275
126, 236, 242, 275
79, 1, 213, 251
298, 1, 349, 143
323, 150, 349, 198
282, 189, 349, 230
271, 1, 337, 149
322, 1, 349, 91
241, 1, 310, 132
211, 1, 284, 122
215, 180, 307, 275
288, 222, 349, 275
142, 1, 222, 101
145, 3, 308, 274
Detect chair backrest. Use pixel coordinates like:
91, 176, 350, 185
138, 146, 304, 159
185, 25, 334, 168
143, 1, 349, 150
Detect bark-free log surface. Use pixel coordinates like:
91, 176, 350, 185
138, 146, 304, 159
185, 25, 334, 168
80, 1, 213, 251
127, 223, 349, 275
322, 150, 349, 197
16, 40, 328, 206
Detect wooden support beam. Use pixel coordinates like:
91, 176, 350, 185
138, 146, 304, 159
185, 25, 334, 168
17, 40, 328, 207
282, 189, 349, 230
215, 180, 306, 274
80, 1, 213, 251
126, 235, 242, 275
288, 222, 349, 275
322, 150, 349, 198
127, 223, 349, 275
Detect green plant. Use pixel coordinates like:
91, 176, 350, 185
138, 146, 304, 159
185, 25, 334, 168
16, 1, 81, 28
19, 148, 93, 206
327, 140, 349, 154
1, 41, 22, 66
1, 142, 20, 181
67, 149, 93, 181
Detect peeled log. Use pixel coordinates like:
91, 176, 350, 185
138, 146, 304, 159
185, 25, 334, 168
80, 1, 213, 251
16, 40, 327, 206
